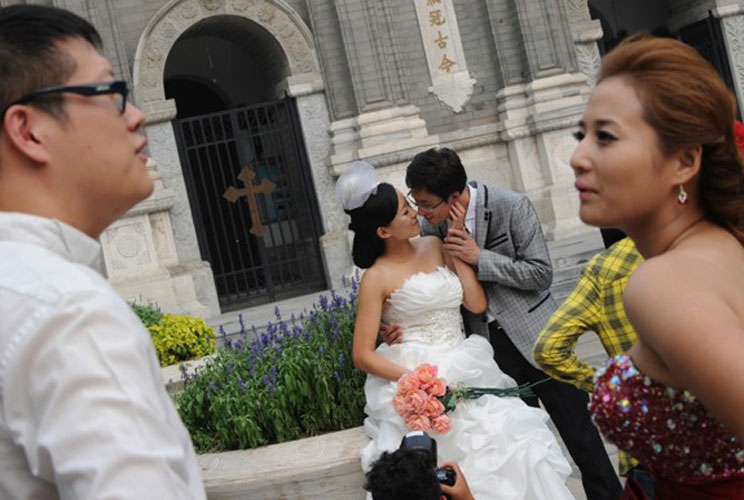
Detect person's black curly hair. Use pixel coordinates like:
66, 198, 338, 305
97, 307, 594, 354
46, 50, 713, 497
365, 449, 441, 500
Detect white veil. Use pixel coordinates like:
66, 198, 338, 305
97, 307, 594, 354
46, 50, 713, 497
335, 161, 380, 212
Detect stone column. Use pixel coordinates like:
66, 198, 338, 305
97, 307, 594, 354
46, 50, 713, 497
139, 100, 221, 316
714, 4, 744, 111
102, 158, 219, 318
565, 0, 603, 88
327, 0, 439, 173
486, 0, 592, 240
285, 75, 353, 289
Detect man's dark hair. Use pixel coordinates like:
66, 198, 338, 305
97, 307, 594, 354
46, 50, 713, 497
0, 5, 102, 124
365, 449, 441, 500
406, 147, 467, 200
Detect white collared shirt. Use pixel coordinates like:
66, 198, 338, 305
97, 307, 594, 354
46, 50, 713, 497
464, 184, 477, 238
0, 212, 206, 499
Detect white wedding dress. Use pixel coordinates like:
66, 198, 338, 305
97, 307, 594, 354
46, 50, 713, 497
360, 267, 573, 500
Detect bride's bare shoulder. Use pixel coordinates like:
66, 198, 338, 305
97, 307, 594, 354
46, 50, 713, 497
416, 235, 443, 250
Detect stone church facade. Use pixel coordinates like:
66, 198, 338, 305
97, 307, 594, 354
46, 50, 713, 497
6, 0, 744, 318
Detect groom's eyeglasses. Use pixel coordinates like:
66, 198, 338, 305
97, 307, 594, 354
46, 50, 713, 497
406, 190, 445, 213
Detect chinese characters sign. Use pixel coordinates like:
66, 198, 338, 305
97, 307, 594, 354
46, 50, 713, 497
414, 0, 475, 112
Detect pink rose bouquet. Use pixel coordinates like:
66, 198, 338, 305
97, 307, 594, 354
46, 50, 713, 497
393, 363, 541, 434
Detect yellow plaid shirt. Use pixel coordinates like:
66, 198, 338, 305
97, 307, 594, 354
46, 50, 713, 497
533, 237, 643, 475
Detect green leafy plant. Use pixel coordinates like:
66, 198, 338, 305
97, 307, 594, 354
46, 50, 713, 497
174, 277, 365, 453
131, 301, 164, 327
148, 314, 216, 367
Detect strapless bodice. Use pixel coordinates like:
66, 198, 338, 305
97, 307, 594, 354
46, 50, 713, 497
591, 354, 744, 484
382, 267, 465, 347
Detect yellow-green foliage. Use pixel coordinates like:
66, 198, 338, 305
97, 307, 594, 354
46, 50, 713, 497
148, 314, 216, 367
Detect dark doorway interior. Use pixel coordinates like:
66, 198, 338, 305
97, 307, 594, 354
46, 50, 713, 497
165, 16, 327, 310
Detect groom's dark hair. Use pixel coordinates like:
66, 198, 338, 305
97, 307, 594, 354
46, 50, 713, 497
365, 449, 441, 500
406, 147, 467, 200
345, 182, 398, 269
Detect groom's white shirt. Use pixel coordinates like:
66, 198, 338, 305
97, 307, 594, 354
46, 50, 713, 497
465, 184, 477, 237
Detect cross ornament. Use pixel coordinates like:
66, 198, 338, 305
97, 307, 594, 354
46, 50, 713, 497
223, 167, 276, 237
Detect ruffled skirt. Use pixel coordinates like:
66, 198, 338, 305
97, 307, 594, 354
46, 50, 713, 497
361, 335, 573, 500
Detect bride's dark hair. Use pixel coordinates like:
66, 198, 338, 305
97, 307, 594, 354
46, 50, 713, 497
345, 182, 398, 269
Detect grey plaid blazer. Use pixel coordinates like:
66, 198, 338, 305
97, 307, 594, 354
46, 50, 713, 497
420, 182, 556, 369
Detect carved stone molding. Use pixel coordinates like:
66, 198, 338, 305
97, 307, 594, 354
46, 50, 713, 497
721, 13, 744, 109
566, 0, 591, 24
575, 42, 600, 87
133, 0, 320, 106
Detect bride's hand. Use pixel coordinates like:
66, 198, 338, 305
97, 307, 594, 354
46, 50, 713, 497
449, 201, 466, 232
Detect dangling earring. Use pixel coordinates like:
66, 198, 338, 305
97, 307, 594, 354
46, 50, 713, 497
678, 185, 689, 205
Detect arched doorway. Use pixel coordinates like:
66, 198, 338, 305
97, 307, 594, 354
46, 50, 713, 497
165, 15, 326, 310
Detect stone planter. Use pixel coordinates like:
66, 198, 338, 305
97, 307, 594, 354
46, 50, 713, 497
197, 426, 369, 499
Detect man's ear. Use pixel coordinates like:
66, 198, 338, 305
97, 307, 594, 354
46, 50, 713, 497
2, 106, 52, 165
673, 144, 702, 185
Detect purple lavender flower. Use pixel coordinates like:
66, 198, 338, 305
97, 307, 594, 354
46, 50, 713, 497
319, 346, 324, 355
238, 313, 246, 333
319, 294, 329, 311
341, 275, 348, 289
237, 377, 244, 389
270, 365, 277, 384
225, 361, 233, 374
180, 363, 189, 381
351, 276, 359, 294
225, 336, 233, 350
219, 324, 227, 338
338, 354, 345, 367
334, 371, 341, 383
274, 306, 282, 321
292, 326, 302, 339
290, 313, 296, 325
208, 381, 218, 394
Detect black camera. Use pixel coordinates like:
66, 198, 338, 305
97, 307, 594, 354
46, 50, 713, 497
399, 431, 456, 487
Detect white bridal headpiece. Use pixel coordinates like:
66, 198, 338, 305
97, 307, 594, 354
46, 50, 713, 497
335, 161, 380, 211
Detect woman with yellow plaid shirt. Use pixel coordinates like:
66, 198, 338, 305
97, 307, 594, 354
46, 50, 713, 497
533, 238, 649, 490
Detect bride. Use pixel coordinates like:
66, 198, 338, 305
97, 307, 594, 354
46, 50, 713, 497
337, 162, 573, 499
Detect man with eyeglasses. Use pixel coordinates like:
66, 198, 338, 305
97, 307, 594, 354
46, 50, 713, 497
0, 5, 205, 498
382, 147, 622, 500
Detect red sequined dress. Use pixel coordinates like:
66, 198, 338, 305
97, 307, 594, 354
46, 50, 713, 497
591, 354, 744, 497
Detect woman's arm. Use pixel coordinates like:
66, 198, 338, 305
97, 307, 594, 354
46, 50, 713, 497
625, 259, 744, 440
352, 269, 410, 381
444, 202, 486, 314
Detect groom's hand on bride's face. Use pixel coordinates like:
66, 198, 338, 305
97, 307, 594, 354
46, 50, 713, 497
380, 323, 403, 345
444, 228, 480, 266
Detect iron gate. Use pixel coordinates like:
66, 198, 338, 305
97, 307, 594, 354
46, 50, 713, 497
175, 97, 327, 309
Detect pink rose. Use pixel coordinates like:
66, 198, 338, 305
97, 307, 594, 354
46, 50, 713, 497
397, 372, 420, 394
407, 390, 429, 413
426, 378, 446, 397
414, 364, 438, 388
423, 397, 445, 418
405, 414, 432, 432
393, 394, 411, 417
431, 415, 453, 434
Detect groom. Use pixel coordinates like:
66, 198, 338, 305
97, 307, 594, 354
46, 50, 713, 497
383, 148, 621, 499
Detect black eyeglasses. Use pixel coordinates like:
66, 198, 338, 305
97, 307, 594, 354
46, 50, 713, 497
1, 80, 129, 119
406, 190, 445, 213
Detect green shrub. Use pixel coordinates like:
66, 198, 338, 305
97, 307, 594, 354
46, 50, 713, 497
131, 302, 164, 327
148, 314, 216, 367
174, 278, 365, 453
